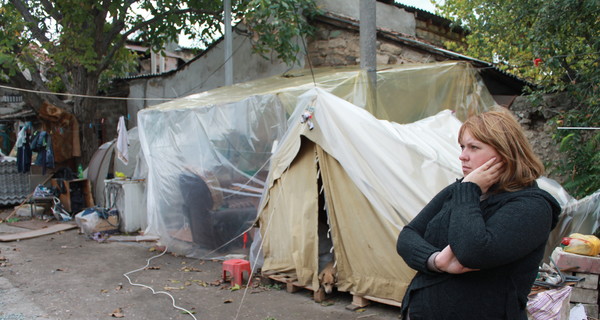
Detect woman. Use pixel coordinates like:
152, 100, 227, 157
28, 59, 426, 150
396, 110, 561, 320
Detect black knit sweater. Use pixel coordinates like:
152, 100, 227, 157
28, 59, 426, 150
397, 180, 561, 320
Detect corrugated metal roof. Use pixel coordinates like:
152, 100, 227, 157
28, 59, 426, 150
392, 2, 463, 31
0, 160, 29, 205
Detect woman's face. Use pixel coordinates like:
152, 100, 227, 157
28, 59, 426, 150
459, 129, 502, 176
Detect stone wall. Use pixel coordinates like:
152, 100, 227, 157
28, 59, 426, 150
307, 21, 449, 67
510, 94, 573, 184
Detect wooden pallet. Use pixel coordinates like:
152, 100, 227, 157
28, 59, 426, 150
262, 271, 403, 309
262, 271, 328, 301
347, 292, 403, 310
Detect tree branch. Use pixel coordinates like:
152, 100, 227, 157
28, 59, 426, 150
103, 0, 136, 51
559, 56, 579, 84
121, 7, 221, 40
39, 0, 62, 22
9, 0, 51, 45
97, 7, 220, 72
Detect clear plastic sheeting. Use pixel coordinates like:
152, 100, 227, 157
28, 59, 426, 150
137, 61, 496, 259
139, 94, 287, 258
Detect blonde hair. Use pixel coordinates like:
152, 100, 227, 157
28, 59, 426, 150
458, 109, 544, 192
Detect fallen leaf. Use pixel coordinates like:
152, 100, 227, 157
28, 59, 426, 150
230, 284, 241, 291
115, 285, 123, 291
224, 299, 233, 304
110, 308, 124, 318
169, 280, 181, 284
0, 256, 7, 261
164, 286, 184, 291
356, 308, 366, 313
101, 289, 109, 293
181, 310, 196, 314
181, 266, 202, 272
146, 266, 160, 270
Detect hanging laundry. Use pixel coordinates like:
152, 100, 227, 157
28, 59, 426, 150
46, 134, 55, 170
116, 116, 129, 165
33, 131, 55, 175
16, 123, 32, 173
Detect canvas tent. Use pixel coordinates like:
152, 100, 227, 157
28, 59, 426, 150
257, 88, 468, 303
137, 62, 495, 258
86, 127, 145, 207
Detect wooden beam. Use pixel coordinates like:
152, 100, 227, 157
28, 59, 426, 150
0, 223, 77, 242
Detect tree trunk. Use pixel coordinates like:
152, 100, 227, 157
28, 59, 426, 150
72, 67, 101, 166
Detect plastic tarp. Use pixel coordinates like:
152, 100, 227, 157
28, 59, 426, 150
137, 61, 496, 258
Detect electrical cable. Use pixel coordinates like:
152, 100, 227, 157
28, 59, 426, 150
123, 246, 198, 320
0, 84, 174, 102
178, 36, 250, 97
232, 160, 284, 320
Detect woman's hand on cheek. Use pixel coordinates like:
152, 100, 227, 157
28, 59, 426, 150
463, 157, 504, 193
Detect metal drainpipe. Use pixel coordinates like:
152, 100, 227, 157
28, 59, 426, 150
224, 0, 233, 86
359, 0, 377, 109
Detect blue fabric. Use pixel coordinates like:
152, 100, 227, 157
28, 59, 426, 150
33, 131, 54, 174
17, 144, 32, 173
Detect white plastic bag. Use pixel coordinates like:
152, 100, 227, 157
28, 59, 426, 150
75, 207, 119, 235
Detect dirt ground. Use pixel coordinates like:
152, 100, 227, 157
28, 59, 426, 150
0, 207, 402, 320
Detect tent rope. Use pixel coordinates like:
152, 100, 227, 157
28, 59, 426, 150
233, 155, 292, 320
301, 35, 317, 87
233, 92, 323, 318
